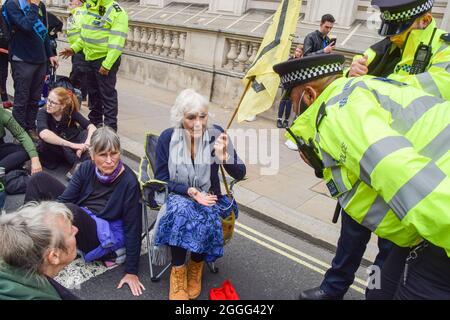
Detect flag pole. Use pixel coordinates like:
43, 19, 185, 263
225, 79, 252, 130
220, 77, 252, 200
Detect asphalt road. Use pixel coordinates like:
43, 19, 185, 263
2, 153, 366, 301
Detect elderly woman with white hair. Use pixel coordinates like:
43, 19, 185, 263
0, 201, 79, 300
154, 88, 246, 300
23, 126, 145, 297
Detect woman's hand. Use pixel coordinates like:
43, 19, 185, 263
30, 157, 43, 175
117, 274, 146, 297
214, 133, 229, 163
188, 187, 217, 206
69, 142, 87, 152
76, 143, 90, 158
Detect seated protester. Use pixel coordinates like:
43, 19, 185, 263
0, 201, 80, 300
24, 127, 145, 297
154, 89, 246, 300
0, 108, 42, 174
37, 87, 96, 179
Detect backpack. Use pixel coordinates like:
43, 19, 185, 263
48, 67, 83, 105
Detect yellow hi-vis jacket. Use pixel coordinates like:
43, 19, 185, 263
287, 75, 450, 257
67, 5, 86, 46
350, 19, 450, 100
70, 0, 128, 70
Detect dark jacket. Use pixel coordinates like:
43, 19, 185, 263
5, 0, 54, 64
155, 125, 246, 196
57, 161, 143, 275
303, 30, 331, 56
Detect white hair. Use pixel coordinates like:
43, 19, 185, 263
170, 89, 210, 128
0, 201, 73, 276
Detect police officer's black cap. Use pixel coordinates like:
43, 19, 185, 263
273, 54, 345, 90
372, 0, 434, 36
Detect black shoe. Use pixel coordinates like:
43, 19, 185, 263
298, 287, 342, 300
283, 119, 289, 128
276, 119, 283, 128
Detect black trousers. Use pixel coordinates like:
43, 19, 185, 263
24, 172, 100, 253
86, 57, 120, 131
0, 142, 30, 172
70, 53, 88, 101
0, 53, 9, 101
171, 246, 205, 266
320, 210, 393, 298
11, 61, 47, 131
367, 242, 450, 300
37, 130, 89, 169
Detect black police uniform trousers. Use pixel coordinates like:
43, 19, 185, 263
367, 242, 450, 300
69, 53, 89, 101
11, 60, 47, 131
85, 56, 120, 131
320, 210, 393, 298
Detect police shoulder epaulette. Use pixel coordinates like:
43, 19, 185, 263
440, 33, 450, 43
112, 3, 122, 12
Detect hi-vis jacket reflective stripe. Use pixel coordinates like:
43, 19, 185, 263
288, 76, 450, 257
67, 5, 86, 46
351, 19, 450, 100
70, 0, 128, 70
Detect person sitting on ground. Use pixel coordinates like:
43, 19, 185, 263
24, 126, 145, 297
154, 89, 246, 300
36, 87, 96, 179
277, 45, 303, 129
0, 107, 42, 175
0, 201, 80, 300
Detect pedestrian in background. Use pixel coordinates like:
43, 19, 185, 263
4, 0, 58, 141
276, 45, 303, 129
303, 14, 336, 56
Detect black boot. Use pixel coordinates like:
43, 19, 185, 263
276, 118, 283, 128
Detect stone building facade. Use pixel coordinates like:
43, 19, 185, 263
49, 0, 450, 116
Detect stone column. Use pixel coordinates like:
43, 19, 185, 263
303, 0, 359, 29
442, 0, 450, 31
140, 0, 173, 7
209, 0, 248, 16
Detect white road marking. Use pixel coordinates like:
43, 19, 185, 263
236, 222, 367, 287
234, 228, 366, 295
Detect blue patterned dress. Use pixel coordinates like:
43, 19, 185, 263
155, 193, 238, 262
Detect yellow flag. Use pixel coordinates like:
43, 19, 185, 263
237, 0, 301, 122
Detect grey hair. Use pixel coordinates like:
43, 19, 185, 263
170, 89, 210, 128
90, 126, 121, 155
0, 201, 73, 276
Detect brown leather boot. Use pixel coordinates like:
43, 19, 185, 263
187, 260, 204, 299
169, 265, 189, 300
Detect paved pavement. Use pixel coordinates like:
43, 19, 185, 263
6, 55, 379, 265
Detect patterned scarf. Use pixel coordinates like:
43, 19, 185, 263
168, 127, 212, 193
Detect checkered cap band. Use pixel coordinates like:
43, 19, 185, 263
281, 63, 343, 87
382, 0, 433, 22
